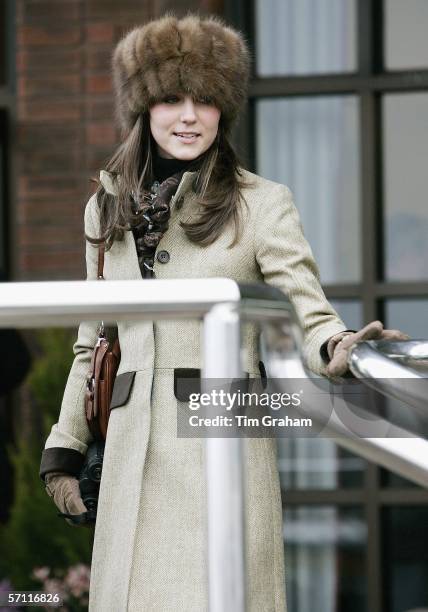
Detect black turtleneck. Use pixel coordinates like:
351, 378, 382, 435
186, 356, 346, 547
153, 155, 195, 184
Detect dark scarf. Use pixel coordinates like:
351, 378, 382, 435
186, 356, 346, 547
130, 155, 199, 278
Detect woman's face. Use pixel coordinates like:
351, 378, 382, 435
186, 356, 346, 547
149, 94, 221, 160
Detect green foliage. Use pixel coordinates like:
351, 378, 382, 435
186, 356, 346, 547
0, 329, 93, 589
29, 328, 77, 425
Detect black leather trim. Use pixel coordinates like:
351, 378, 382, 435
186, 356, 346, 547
320, 330, 357, 364
258, 360, 267, 389
39, 447, 85, 482
174, 368, 259, 401
174, 369, 201, 402
110, 371, 136, 409
320, 340, 330, 364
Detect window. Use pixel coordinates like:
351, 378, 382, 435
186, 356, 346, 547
255, 0, 357, 76
230, 1, 428, 610
256, 95, 361, 284
383, 93, 428, 281
384, 0, 428, 70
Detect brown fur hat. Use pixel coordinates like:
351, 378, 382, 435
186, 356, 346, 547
112, 14, 250, 134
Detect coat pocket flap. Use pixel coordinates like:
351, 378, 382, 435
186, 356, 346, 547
110, 371, 136, 409
174, 368, 252, 402
174, 369, 201, 402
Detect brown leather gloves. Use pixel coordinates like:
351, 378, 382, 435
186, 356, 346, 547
45, 472, 88, 526
326, 320, 409, 377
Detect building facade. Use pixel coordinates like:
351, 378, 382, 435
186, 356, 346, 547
1, 1, 428, 611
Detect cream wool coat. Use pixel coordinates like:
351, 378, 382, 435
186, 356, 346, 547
43, 168, 346, 611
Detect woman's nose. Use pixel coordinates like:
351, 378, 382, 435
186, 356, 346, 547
180, 97, 197, 122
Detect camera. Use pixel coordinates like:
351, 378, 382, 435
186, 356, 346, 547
57, 441, 104, 526
78, 441, 105, 522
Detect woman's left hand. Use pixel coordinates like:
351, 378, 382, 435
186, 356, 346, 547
326, 321, 409, 377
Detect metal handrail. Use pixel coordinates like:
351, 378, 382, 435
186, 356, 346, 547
349, 339, 428, 378
0, 279, 241, 326
260, 316, 428, 488
348, 340, 428, 417
0, 279, 294, 327
372, 339, 428, 363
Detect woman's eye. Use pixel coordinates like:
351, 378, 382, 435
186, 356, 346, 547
163, 96, 180, 104
197, 96, 213, 105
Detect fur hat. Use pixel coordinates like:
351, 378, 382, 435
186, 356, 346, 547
112, 14, 250, 134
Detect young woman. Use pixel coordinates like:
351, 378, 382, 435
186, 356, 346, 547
40, 14, 407, 612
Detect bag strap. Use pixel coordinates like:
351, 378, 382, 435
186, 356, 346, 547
97, 244, 105, 280
95, 243, 119, 344
95, 241, 120, 354
97, 244, 106, 336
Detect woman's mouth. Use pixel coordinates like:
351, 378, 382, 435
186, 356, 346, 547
174, 132, 200, 143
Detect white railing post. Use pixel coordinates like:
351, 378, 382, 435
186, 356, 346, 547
203, 303, 246, 612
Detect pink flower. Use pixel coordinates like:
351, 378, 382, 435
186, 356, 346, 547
30, 563, 91, 609
64, 564, 90, 598
44, 578, 68, 602
32, 566, 51, 582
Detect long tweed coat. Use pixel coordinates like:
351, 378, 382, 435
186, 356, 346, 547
42, 168, 346, 611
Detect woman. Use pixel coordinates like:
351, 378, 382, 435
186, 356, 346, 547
40, 14, 406, 612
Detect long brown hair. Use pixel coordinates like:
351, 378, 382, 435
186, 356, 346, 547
87, 112, 248, 250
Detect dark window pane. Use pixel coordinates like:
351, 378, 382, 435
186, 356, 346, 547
383, 94, 428, 281
256, 96, 361, 284
330, 300, 363, 331
381, 470, 422, 489
278, 439, 365, 490
385, 298, 428, 339
385, 0, 428, 70
382, 507, 428, 612
255, 0, 357, 76
284, 506, 367, 612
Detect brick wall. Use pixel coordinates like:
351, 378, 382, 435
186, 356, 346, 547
15, 0, 222, 281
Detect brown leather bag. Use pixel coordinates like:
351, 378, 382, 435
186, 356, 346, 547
84, 244, 121, 441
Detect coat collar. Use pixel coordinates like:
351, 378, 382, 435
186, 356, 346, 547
99, 170, 197, 211
98, 169, 198, 281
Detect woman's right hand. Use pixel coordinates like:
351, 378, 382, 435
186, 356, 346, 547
45, 472, 88, 525
326, 321, 409, 377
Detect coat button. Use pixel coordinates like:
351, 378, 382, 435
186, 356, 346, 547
157, 250, 170, 264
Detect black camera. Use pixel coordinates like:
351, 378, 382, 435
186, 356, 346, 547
58, 441, 104, 526
79, 441, 104, 521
